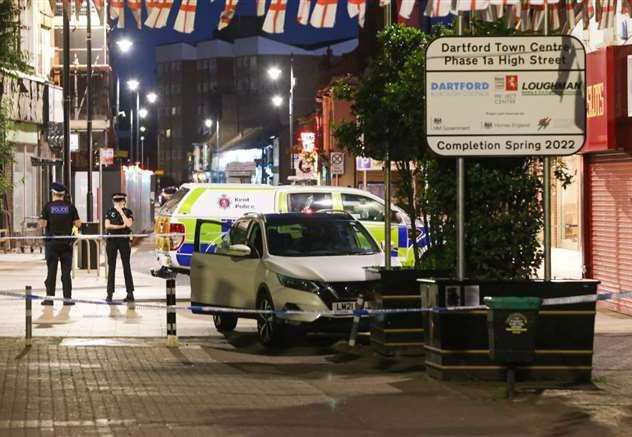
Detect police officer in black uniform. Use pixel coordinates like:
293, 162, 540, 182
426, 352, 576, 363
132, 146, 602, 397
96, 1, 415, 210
39, 182, 81, 306
105, 193, 135, 303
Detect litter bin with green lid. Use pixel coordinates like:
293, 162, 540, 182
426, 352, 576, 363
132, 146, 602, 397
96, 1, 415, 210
485, 296, 541, 364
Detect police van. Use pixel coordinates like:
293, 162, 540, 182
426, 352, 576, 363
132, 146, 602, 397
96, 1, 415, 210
155, 183, 425, 273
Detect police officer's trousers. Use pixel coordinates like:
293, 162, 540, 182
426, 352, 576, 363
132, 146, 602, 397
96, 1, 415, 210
106, 238, 135, 294
45, 242, 73, 298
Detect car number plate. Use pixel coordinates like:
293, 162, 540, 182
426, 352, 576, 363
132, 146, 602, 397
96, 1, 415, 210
332, 301, 356, 313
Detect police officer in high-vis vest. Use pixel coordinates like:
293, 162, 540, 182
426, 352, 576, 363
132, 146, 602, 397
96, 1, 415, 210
105, 192, 135, 303
39, 182, 81, 305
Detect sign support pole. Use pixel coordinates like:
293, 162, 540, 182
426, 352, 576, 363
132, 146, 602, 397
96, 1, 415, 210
384, 3, 392, 269
543, 3, 552, 281
457, 14, 465, 281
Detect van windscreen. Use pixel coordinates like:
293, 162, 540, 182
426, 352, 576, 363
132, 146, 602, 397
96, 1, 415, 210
160, 188, 190, 215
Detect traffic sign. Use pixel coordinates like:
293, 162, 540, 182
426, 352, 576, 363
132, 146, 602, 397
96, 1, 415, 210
425, 36, 586, 157
331, 152, 345, 175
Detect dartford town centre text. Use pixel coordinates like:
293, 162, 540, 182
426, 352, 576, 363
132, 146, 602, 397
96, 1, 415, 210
441, 41, 575, 67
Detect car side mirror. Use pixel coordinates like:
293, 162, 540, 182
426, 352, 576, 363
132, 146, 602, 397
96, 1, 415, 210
226, 244, 251, 257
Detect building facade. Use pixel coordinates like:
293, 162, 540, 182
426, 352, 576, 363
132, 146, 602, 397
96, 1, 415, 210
155, 34, 357, 186
1, 0, 60, 239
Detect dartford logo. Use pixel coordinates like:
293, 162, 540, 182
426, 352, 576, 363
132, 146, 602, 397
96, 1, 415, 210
431, 82, 489, 91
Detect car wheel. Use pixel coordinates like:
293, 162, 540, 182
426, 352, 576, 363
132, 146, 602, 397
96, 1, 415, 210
213, 314, 238, 332
257, 291, 285, 347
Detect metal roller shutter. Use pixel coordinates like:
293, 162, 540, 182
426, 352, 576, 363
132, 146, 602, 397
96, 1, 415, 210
586, 153, 632, 315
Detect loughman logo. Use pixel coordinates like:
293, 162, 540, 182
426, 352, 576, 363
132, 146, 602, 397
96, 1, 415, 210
522, 80, 581, 95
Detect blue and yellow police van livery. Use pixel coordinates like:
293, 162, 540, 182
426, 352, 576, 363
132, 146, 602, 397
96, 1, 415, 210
155, 184, 427, 273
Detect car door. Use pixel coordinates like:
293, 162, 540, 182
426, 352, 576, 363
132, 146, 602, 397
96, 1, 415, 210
190, 218, 259, 309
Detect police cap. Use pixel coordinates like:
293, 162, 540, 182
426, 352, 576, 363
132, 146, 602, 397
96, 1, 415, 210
51, 182, 66, 194
112, 192, 127, 201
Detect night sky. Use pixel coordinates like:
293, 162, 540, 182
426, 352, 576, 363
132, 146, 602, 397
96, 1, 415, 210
111, 1, 361, 91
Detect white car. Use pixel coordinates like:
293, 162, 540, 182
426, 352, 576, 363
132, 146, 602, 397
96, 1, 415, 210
190, 212, 392, 346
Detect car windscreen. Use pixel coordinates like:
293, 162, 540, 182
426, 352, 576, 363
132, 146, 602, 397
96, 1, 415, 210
266, 219, 379, 257
160, 188, 190, 215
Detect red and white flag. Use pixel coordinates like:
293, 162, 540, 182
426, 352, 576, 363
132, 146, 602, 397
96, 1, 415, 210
257, 0, 267, 16
128, 0, 143, 29
109, 0, 125, 28
348, 0, 367, 26
174, 0, 197, 33
218, 0, 239, 30
561, 0, 579, 32
263, 0, 287, 33
297, 0, 311, 25
92, 0, 105, 22
74, 0, 83, 20
310, 0, 338, 28
451, 0, 491, 11
399, 0, 415, 18
145, 0, 174, 28
424, 0, 451, 16
598, 0, 616, 30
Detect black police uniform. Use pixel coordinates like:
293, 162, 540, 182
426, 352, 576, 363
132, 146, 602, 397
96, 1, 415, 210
41, 195, 79, 302
106, 205, 135, 299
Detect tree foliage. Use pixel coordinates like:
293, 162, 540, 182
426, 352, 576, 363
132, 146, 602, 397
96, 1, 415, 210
333, 20, 572, 279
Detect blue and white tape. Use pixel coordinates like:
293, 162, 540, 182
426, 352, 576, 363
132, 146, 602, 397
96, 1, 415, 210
1, 288, 630, 318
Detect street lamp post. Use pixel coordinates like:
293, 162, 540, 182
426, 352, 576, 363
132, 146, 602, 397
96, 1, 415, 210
127, 79, 140, 164
268, 59, 295, 165
139, 108, 148, 166
115, 38, 133, 119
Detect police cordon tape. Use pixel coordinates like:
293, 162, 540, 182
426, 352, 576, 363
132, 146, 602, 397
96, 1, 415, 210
2, 288, 632, 318
0, 232, 185, 241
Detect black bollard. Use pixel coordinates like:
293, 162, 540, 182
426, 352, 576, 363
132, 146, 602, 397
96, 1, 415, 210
25, 285, 32, 347
166, 278, 178, 347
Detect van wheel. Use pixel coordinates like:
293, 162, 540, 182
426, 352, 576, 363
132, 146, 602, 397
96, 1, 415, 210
257, 291, 285, 347
213, 314, 238, 332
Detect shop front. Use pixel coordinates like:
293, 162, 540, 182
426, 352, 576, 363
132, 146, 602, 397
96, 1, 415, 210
582, 45, 632, 314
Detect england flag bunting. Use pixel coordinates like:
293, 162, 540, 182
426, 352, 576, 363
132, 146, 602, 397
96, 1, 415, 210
399, 0, 415, 18
424, 0, 451, 16
451, 0, 491, 11
109, 0, 125, 28
297, 0, 312, 25
74, 0, 83, 20
174, 0, 197, 33
623, 0, 632, 15
145, 0, 173, 28
561, 0, 579, 33
257, 0, 267, 16
128, 0, 143, 29
310, 0, 338, 28
348, 0, 367, 26
92, 0, 105, 22
598, 0, 616, 30
218, 0, 239, 30
263, 0, 287, 33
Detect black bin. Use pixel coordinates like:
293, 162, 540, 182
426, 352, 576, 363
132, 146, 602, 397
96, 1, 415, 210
78, 222, 99, 270
485, 296, 541, 364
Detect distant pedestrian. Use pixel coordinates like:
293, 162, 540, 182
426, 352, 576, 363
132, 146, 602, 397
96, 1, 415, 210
39, 182, 81, 306
105, 193, 135, 303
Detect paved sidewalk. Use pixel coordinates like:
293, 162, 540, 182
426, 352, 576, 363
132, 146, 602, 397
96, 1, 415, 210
0, 335, 618, 436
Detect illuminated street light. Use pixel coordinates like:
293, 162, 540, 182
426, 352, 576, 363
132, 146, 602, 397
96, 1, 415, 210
127, 79, 139, 91
146, 92, 158, 104
204, 119, 213, 128
139, 108, 148, 119
140, 126, 146, 133
117, 38, 133, 54
267, 66, 282, 81
271, 95, 283, 107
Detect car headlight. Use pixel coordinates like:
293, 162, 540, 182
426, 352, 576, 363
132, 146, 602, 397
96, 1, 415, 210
276, 274, 322, 293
